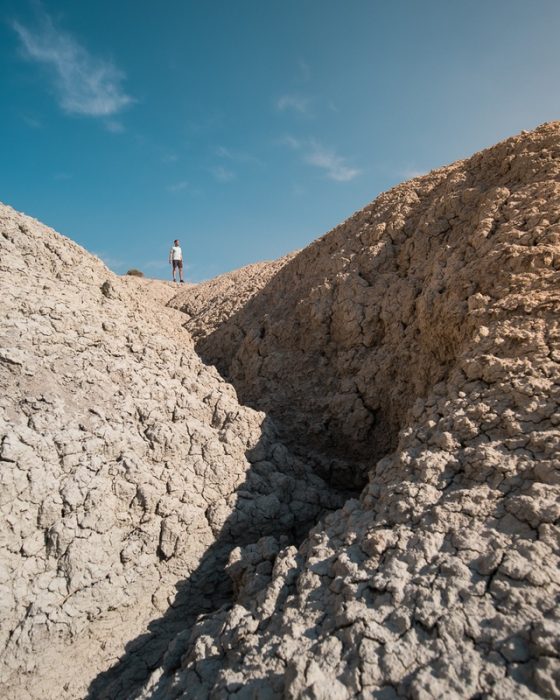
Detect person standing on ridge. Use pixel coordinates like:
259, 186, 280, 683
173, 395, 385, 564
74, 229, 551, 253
169, 239, 184, 283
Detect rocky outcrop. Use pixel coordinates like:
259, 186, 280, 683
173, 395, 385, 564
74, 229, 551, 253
137, 121, 559, 698
0, 207, 340, 699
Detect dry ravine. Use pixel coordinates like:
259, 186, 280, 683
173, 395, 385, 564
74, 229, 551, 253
1, 122, 559, 699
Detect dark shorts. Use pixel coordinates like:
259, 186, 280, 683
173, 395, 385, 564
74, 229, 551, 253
172, 259, 183, 270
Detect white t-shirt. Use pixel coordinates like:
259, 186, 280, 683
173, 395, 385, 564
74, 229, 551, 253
170, 245, 182, 261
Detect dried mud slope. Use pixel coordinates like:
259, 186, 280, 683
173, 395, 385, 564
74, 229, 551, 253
142, 123, 560, 698
0, 205, 341, 700
168, 254, 296, 342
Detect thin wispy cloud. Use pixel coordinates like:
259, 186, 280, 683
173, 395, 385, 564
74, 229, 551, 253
12, 12, 133, 118
282, 136, 361, 182
292, 183, 306, 197
276, 94, 311, 115
215, 145, 236, 159
209, 165, 235, 182
168, 180, 189, 193
281, 135, 302, 149
305, 142, 360, 182
104, 119, 125, 133
185, 113, 223, 135
22, 114, 43, 129
297, 58, 311, 82
214, 145, 262, 166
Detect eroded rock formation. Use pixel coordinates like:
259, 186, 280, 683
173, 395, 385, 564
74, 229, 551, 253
143, 122, 559, 698
168, 254, 295, 342
172, 124, 560, 502
1, 122, 559, 699
0, 208, 340, 700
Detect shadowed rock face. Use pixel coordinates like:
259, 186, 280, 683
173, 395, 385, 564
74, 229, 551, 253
1, 122, 560, 700
142, 122, 559, 698
170, 122, 560, 500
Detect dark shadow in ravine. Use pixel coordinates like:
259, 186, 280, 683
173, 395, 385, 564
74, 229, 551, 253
184, 236, 399, 494
89, 183, 442, 697
181, 177, 461, 494
86, 418, 349, 699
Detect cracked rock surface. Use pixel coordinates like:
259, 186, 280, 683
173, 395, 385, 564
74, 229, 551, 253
0, 207, 341, 699
168, 254, 296, 343
134, 122, 560, 699
179, 123, 560, 502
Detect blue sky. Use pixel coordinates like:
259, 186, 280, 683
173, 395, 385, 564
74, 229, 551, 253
1, 1, 559, 281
